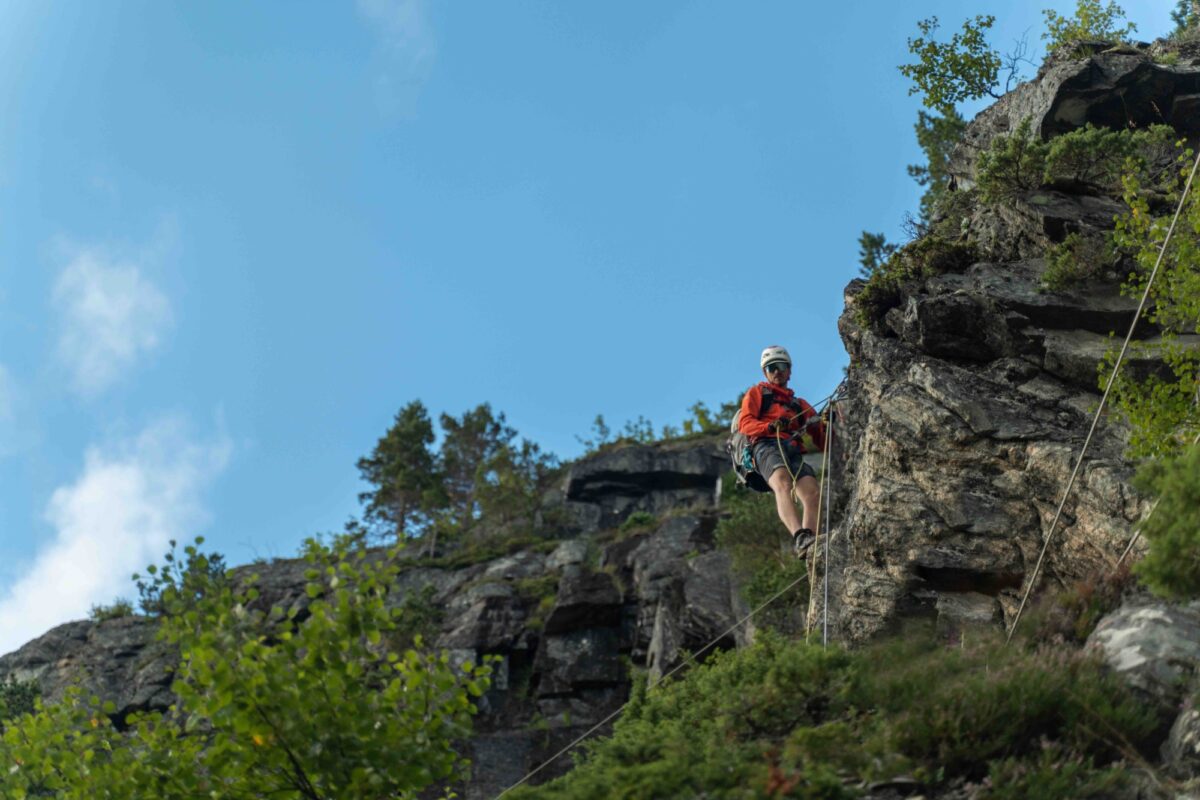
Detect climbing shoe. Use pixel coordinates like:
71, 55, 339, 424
792, 529, 816, 559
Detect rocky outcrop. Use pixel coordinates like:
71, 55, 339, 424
809, 43, 1200, 645
948, 45, 1200, 188
559, 437, 726, 531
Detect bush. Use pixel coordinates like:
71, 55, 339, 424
509, 634, 1154, 799
976, 118, 1049, 204
618, 511, 658, 534
1132, 447, 1200, 598
1042, 0, 1137, 51
0, 677, 38, 728
88, 598, 134, 622
1041, 232, 1119, 290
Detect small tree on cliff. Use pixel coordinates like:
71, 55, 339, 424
356, 399, 447, 542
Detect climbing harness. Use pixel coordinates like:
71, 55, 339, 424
1006, 143, 1200, 644
493, 386, 846, 799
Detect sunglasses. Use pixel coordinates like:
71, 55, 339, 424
765, 362, 790, 374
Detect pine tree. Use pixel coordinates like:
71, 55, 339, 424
356, 400, 446, 542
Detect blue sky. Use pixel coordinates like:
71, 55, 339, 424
0, 1, 1175, 653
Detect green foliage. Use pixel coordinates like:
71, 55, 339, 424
857, 231, 897, 279
0, 538, 490, 798
899, 15, 1001, 115
1045, 123, 1177, 194
980, 745, 1123, 799
134, 536, 229, 616
716, 474, 809, 634
88, 597, 134, 622
1030, 566, 1134, 645
0, 677, 38, 727
1041, 232, 1118, 290
356, 399, 447, 541
855, 236, 979, 326
511, 634, 1153, 799
578, 399, 738, 455
1042, 0, 1137, 50
976, 117, 1049, 204
1172, 0, 1200, 35
1106, 139, 1200, 460
618, 511, 658, 534
1132, 447, 1200, 598
978, 121, 1176, 207
908, 109, 968, 224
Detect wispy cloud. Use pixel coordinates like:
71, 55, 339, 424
52, 244, 173, 396
0, 418, 231, 657
356, 0, 436, 115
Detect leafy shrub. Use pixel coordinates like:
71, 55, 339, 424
1132, 447, 1200, 598
1105, 138, 1200, 461
1041, 232, 1118, 290
976, 118, 1049, 204
618, 511, 658, 534
978, 121, 1177, 206
1042, 0, 1137, 51
0, 677, 38, 727
88, 598, 135, 622
134, 537, 228, 616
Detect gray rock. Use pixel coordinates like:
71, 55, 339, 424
1087, 600, 1200, 711
0, 617, 174, 725
543, 569, 621, 635
935, 592, 1002, 638
545, 538, 591, 571
1165, 706, 1200, 779
563, 438, 726, 531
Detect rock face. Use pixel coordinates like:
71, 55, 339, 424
808, 44, 1200, 645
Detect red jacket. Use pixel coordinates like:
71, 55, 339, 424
739, 382, 826, 453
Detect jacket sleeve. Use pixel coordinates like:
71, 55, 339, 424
738, 386, 774, 439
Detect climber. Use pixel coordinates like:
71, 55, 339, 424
739, 345, 826, 558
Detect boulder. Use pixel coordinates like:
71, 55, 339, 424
1087, 600, 1200, 713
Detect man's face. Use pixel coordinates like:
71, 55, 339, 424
764, 361, 790, 386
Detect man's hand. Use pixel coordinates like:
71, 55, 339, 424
769, 419, 785, 434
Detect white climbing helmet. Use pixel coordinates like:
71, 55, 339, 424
760, 345, 791, 370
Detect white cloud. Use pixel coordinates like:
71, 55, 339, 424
0, 418, 231, 657
356, 0, 436, 115
52, 246, 172, 396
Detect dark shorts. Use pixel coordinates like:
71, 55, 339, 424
751, 439, 816, 483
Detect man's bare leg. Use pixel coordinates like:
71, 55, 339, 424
793, 475, 820, 532
766, 468, 804, 533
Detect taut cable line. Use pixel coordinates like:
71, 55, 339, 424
1006, 145, 1200, 644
